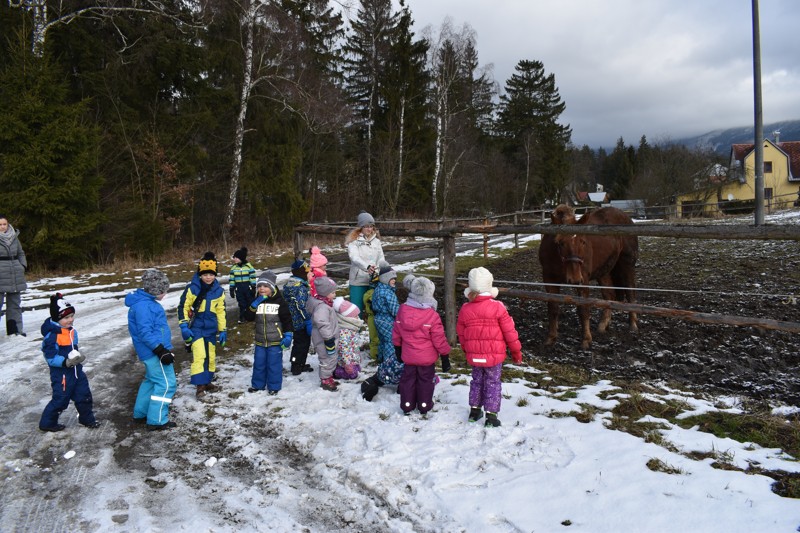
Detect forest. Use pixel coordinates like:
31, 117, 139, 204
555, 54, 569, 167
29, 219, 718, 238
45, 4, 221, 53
0, 1, 721, 268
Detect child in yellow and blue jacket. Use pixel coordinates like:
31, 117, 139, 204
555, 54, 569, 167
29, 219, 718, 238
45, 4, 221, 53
229, 247, 256, 323
39, 293, 100, 432
178, 252, 227, 399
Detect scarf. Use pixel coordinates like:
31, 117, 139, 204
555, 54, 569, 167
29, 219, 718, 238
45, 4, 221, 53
313, 293, 333, 307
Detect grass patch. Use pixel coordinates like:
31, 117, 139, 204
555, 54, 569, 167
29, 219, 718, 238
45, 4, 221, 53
516, 397, 529, 407
674, 411, 800, 459
646, 458, 686, 475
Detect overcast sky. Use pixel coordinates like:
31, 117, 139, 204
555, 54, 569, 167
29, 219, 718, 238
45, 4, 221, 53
389, 0, 799, 148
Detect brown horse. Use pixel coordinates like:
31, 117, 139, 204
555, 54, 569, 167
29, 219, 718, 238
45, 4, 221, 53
539, 205, 638, 349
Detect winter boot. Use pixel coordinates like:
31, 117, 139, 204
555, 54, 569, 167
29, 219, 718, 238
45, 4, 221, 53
484, 412, 501, 428
320, 377, 338, 391
360, 375, 383, 401
468, 407, 483, 423
196, 385, 207, 399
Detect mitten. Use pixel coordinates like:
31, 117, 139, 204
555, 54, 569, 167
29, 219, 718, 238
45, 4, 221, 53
218, 330, 227, 347
511, 351, 523, 364
154, 344, 174, 365
180, 323, 193, 343
304, 319, 312, 336
67, 349, 85, 367
280, 332, 293, 349
324, 338, 336, 358
250, 295, 266, 309
440, 355, 451, 373
394, 345, 403, 363
229, 286, 235, 298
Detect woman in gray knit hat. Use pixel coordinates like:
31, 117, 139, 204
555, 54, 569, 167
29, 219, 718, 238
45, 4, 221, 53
345, 211, 386, 316
0, 215, 28, 337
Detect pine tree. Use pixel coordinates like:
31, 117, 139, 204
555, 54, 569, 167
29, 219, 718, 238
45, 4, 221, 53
0, 43, 103, 268
496, 59, 571, 207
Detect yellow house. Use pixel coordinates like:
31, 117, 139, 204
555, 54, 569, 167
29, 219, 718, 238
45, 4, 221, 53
677, 138, 800, 217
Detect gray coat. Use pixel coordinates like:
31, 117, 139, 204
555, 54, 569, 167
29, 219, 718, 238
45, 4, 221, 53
0, 227, 27, 293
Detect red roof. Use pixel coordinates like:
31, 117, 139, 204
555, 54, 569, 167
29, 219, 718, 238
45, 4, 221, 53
731, 140, 800, 180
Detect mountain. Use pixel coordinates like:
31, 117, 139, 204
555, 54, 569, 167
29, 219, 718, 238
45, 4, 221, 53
675, 119, 800, 155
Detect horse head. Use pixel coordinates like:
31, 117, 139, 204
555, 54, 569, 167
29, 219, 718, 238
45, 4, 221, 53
555, 233, 588, 284
551, 204, 576, 225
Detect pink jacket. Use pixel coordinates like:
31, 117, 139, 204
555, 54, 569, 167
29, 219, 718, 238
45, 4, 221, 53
457, 295, 521, 367
392, 304, 451, 366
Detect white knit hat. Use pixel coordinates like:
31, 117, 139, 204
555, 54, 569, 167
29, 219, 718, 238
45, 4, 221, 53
464, 267, 498, 299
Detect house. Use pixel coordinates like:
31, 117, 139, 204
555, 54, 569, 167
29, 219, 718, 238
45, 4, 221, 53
575, 185, 609, 206
675, 135, 800, 217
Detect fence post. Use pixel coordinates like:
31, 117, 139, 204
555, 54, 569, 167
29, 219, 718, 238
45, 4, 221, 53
483, 218, 489, 259
293, 229, 303, 259
443, 234, 457, 345
438, 220, 444, 271
513, 213, 519, 248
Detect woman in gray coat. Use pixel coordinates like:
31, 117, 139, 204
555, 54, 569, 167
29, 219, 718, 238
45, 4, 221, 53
0, 215, 28, 336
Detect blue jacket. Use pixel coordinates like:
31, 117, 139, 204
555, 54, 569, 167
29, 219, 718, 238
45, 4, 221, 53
41, 318, 79, 368
125, 288, 173, 362
282, 275, 311, 328
178, 273, 226, 337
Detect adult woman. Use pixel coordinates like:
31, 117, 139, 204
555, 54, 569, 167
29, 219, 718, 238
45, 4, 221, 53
345, 211, 386, 314
0, 215, 28, 336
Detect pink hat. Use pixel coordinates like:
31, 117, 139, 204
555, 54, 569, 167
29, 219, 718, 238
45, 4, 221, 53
309, 246, 328, 269
333, 297, 360, 318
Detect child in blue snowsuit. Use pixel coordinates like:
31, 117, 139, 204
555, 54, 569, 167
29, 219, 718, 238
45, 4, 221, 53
229, 247, 256, 323
126, 269, 178, 431
282, 258, 314, 375
248, 270, 293, 394
360, 266, 404, 402
39, 293, 100, 432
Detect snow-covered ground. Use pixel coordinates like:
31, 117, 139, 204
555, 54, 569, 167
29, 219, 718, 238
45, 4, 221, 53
1, 215, 799, 532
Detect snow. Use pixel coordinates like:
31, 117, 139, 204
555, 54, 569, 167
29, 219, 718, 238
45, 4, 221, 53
2, 217, 800, 531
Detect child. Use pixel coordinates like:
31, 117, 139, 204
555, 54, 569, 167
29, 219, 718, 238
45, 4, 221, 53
306, 276, 339, 391
393, 274, 451, 416
361, 271, 380, 361
126, 269, 177, 431
229, 247, 256, 323
360, 266, 402, 401
457, 267, 522, 427
178, 251, 227, 399
308, 246, 328, 299
332, 297, 364, 380
283, 258, 314, 375
248, 270, 293, 394
38, 293, 100, 432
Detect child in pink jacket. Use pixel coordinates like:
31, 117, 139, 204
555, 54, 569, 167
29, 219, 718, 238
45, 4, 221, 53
393, 274, 451, 416
457, 267, 522, 428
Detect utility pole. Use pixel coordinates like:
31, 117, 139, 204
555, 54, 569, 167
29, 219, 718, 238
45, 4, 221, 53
752, 0, 765, 225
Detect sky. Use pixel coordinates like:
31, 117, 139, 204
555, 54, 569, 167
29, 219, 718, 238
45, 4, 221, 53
390, 0, 800, 148
1, 213, 800, 530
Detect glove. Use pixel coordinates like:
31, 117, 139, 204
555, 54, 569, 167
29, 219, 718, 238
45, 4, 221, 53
324, 338, 336, 358
304, 319, 312, 336
180, 323, 194, 343
64, 349, 85, 367
440, 355, 451, 373
229, 286, 235, 298
280, 332, 293, 349
251, 295, 266, 308
218, 330, 227, 347
154, 344, 174, 365
394, 345, 403, 363
511, 351, 523, 364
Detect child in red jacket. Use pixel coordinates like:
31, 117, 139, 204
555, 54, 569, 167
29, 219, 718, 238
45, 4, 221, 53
393, 274, 451, 416
456, 267, 522, 427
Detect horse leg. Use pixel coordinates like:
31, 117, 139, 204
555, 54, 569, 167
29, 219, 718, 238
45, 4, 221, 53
596, 275, 615, 333
613, 260, 638, 333
544, 285, 560, 345
577, 286, 592, 350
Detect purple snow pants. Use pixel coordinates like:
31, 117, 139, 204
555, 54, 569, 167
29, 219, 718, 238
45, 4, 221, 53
398, 364, 436, 414
468, 364, 503, 413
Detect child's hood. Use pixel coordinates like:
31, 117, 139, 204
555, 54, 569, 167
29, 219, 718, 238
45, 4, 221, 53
398, 304, 438, 329
125, 288, 156, 308
40, 317, 71, 335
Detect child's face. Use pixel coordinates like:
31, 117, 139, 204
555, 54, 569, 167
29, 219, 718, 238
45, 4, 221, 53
232, 256, 241, 264
59, 315, 75, 328
200, 273, 216, 284
257, 284, 273, 297
361, 224, 375, 237
326, 289, 336, 299
388, 278, 396, 287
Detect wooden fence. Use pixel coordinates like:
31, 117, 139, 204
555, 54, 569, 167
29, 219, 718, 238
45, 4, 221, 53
294, 217, 800, 345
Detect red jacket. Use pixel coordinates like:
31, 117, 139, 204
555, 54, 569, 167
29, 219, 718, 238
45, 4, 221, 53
457, 295, 521, 367
392, 304, 451, 366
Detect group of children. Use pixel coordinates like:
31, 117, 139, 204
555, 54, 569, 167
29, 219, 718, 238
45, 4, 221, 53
37, 244, 522, 433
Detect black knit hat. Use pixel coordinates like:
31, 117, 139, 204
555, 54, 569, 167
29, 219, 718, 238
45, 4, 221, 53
233, 247, 248, 262
50, 293, 75, 322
